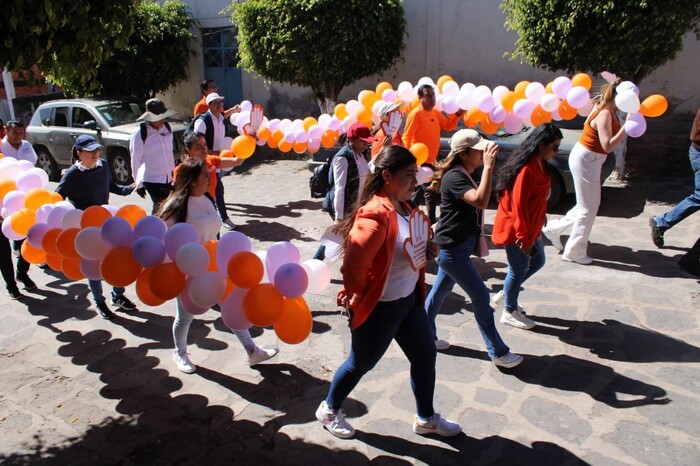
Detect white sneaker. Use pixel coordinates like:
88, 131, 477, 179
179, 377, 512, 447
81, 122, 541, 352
173, 351, 196, 374
248, 346, 279, 366
316, 400, 355, 439
222, 218, 237, 230
413, 412, 462, 437
541, 225, 563, 251
493, 352, 524, 368
562, 255, 593, 265
490, 290, 523, 313
500, 309, 536, 330
434, 339, 450, 351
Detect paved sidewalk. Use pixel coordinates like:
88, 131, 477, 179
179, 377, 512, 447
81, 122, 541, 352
0, 158, 698, 465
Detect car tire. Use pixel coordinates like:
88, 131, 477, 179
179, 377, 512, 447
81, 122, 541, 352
547, 171, 563, 211
35, 147, 61, 182
109, 150, 133, 184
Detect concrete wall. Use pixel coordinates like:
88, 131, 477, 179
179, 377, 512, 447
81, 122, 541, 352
162, 0, 700, 123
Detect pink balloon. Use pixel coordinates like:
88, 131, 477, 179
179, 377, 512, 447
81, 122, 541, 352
503, 114, 524, 134
15, 170, 43, 192
35, 204, 55, 224
552, 76, 572, 100
540, 94, 560, 113
489, 105, 508, 124
266, 241, 301, 279
221, 287, 252, 330
46, 206, 70, 229
179, 280, 209, 315
513, 99, 534, 119
476, 94, 496, 113
624, 113, 647, 138
567, 86, 591, 109
80, 258, 103, 280
75, 226, 112, 260
302, 259, 332, 294
2, 191, 26, 216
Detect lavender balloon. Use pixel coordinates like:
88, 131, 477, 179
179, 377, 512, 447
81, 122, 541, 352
26, 223, 50, 249
179, 280, 209, 315
101, 216, 134, 247
132, 236, 166, 268
134, 215, 167, 241
624, 113, 647, 138
216, 231, 252, 270
80, 258, 103, 280
164, 223, 200, 261
75, 226, 111, 260
46, 205, 70, 229
2, 217, 23, 241
221, 287, 252, 330
273, 262, 309, 298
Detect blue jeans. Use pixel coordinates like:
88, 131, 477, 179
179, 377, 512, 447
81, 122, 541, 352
215, 172, 229, 221
88, 280, 125, 305
326, 289, 437, 418
424, 238, 510, 360
655, 146, 700, 229
503, 237, 545, 312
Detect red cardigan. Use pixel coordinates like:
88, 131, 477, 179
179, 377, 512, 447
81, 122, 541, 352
340, 192, 426, 330
492, 157, 550, 248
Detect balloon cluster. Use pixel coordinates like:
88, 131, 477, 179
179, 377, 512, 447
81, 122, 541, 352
0, 155, 332, 345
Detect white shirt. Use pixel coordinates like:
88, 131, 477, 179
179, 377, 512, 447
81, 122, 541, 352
380, 213, 420, 301
129, 123, 175, 184
186, 195, 222, 242
332, 150, 371, 220
193, 111, 226, 151
1, 137, 38, 164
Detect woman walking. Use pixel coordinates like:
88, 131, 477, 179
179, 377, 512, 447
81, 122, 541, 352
316, 146, 461, 439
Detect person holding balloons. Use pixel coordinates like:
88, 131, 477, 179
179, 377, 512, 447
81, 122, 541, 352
370, 101, 404, 159
542, 79, 628, 264
55, 135, 137, 319
176, 132, 244, 198
157, 157, 278, 374
316, 145, 461, 439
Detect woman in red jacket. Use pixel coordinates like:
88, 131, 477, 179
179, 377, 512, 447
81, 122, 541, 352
315, 146, 461, 440
491, 124, 563, 330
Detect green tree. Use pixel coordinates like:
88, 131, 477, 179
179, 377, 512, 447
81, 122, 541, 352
501, 0, 700, 82
230, 0, 406, 113
2, 1, 138, 92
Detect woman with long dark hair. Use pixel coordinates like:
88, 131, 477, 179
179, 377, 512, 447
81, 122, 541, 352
491, 124, 563, 330
542, 80, 628, 264
158, 158, 278, 374
316, 146, 461, 439
423, 129, 522, 368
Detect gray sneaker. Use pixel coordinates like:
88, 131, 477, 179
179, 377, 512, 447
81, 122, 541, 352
500, 309, 535, 330
493, 352, 524, 368
316, 400, 355, 439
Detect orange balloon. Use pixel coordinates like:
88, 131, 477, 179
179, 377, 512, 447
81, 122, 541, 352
0, 179, 17, 201
334, 103, 348, 120
558, 100, 578, 120
321, 129, 337, 148
49, 192, 63, 204
293, 142, 307, 154
203, 239, 218, 272
243, 283, 284, 327
220, 149, 234, 158
227, 251, 264, 289
436, 75, 454, 93
480, 115, 499, 135
231, 135, 256, 159
571, 73, 592, 91
514, 81, 530, 100
465, 108, 485, 127
358, 90, 378, 109
375, 81, 393, 96
100, 246, 142, 287
136, 267, 167, 307
21, 240, 46, 264
24, 188, 52, 210
274, 297, 313, 344
45, 253, 62, 272
41, 228, 63, 256
81, 205, 111, 228
639, 94, 668, 118
149, 262, 186, 300
222, 278, 236, 300
257, 127, 271, 141
56, 228, 80, 260
409, 143, 429, 165
115, 204, 147, 228
501, 91, 518, 111
10, 208, 36, 237
61, 258, 84, 281
357, 107, 373, 125
303, 117, 318, 131
278, 141, 293, 153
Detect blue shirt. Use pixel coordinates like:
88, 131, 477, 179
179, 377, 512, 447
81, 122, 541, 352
55, 160, 134, 210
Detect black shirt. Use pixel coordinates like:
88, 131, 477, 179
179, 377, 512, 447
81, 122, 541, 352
432, 168, 482, 249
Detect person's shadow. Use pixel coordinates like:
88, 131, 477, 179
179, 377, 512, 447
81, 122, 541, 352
531, 316, 700, 363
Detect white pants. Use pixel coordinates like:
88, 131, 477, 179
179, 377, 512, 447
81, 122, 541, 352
546, 142, 606, 260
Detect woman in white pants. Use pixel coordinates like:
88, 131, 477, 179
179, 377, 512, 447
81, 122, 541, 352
542, 79, 628, 264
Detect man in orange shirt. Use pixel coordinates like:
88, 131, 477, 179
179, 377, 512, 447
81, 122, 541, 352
193, 79, 241, 119
403, 84, 463, 223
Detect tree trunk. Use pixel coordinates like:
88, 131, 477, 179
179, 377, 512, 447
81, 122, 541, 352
314, 82, 344, 115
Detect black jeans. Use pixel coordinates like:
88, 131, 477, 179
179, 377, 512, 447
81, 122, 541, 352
215, 172, 229, 221
144, 182, 173, 215
0, 236, 29, 292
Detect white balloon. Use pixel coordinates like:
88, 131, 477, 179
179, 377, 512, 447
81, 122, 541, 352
476, 94, 496, 113
525, 82, 546, 104
474, 85, 491, 99
617, 81, 639, 95
441, 81, 459, 96
456, 89, 475, 110
0, 160, 22, 182
540, 94, 560, 112
513, 99, 534, 119
552, 76, 573, 100
317, 114, 332, 129
615, 90, 640, 114
267, 118, 281, 132
308, 124, 324, 140
566, 86, 591, 109
441, 96, 459, 114
382, 89, 398, 102
239, 100, 253, 112
492, 85, 510, 102
60, 209, 84, 229
279, 119, 293, 133
346, 100, 363, 115
434, 95, 445, 112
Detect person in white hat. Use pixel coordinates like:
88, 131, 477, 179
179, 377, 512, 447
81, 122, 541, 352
370, 101, 404, 159
130, 98, 177, 214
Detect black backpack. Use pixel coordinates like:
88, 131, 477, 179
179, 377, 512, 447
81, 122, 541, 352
140, 121, 171, 143
309, 156, 333, 198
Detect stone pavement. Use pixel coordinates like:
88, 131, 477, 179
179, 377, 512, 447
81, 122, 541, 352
0, 157, 698, 465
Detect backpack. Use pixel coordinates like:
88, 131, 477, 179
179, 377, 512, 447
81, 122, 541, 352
140, 121, 171, 143
309, 157, 332, 198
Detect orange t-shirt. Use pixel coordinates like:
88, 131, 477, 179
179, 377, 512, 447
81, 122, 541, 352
402, 107, 460, 164
579, 108, 621, 154
193, 97, 208, 117
173, 155, 222, 198
370, 128, 404, 159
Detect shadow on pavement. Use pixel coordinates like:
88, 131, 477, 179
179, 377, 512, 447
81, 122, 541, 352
584, 243, 694, 279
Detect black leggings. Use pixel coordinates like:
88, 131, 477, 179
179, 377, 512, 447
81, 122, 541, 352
0, 236, 29, 291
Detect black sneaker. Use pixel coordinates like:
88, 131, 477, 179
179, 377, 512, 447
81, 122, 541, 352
649, 216, 666, 248
16, 275, 37, 290
8, 288, 23, 300
111, 295, 137, 311
96, 302, 115, 320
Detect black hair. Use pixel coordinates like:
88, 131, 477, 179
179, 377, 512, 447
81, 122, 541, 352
417, 84, 435, 97
5, 120, 24, 130
184, 131, 205, 149
493, 123, 563, 192
157, 157, 206, 224
200, 79, 216, 95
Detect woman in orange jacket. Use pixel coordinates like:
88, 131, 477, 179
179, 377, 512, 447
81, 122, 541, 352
315, 146, 461, 440
491, 124, 563, 330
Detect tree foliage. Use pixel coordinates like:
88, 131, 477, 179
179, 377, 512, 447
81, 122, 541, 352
230, 0, 406, 113
501, 0, 700, 82
2, 0, 138, 92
